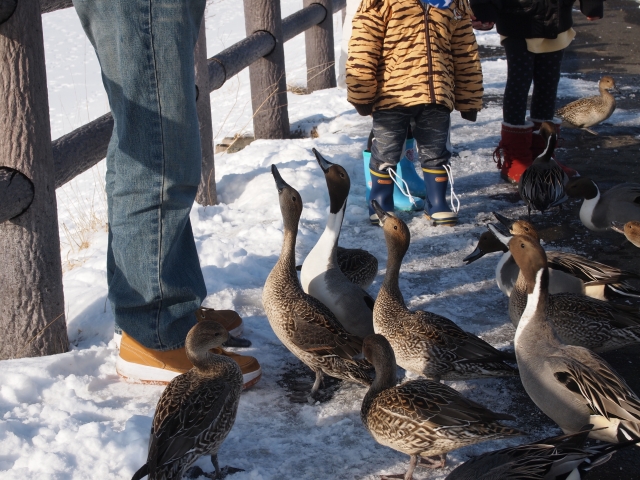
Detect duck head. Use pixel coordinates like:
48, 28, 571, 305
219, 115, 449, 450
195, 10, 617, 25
612, 220, 640, 245
494, 212, 541, 241
312, 148, 350, 214
463, 230, 508, 264
271, 165, 303, 230
185, 320, 229, 365
565, 177, 599, 200
508, 235, 548, 294
371, 200, 410, 260
533, 122, 557, 163
599, 76, 621, 94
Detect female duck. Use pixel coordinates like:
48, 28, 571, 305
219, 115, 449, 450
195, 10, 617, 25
262, 166, 372, 401
372, 200, 517, 381
509, 235, 640, 443
565, 177, 640, 231
132, 321, 243, 480
556, 76, 619, 135
361, 334, 522, 478
300, 149, 375, 338
612, 220, 640, 249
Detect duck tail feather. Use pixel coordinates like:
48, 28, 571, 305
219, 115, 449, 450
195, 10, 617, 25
131, 463, 149, 480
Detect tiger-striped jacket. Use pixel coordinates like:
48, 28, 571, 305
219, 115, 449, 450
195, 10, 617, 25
346, 0, 483, 113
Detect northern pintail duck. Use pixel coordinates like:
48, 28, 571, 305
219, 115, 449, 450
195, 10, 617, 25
361, 334, 523, 477
556, 76, 620, 135
488, 214, 640, 299
132, 321, 243, 480
518, 122, 568, 217
565, 177, 640, 231
506, 237, 640, 353
300, 149, 375, 338
612, 220, 640, 249
509, 234, 640, 442
445, 425, 640, 480
262, 166, 372, 401
371, 201, 517, 381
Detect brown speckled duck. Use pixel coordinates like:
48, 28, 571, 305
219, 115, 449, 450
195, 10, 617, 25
371, 200, 518, 381
361, 334, 523, 478
612, 220, 640, 249
262, 165, 372, 402
556, 76, 619, 135
131, 321, 243, 480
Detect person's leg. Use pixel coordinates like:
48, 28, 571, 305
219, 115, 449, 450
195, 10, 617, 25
412, 104, 457, 226
74, 0, 206, 350
530, 49, 564, 122
502, 37, 535, 125
368, 108, 413, 224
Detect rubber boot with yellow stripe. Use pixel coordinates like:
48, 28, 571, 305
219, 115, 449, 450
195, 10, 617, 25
422, 166, 458, 226
364, 153, 395, 226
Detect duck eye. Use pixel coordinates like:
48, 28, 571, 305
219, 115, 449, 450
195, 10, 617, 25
521, 243, 525, 248
292, 196, 297, 202
393, 225, 398, 230
524, 227, 529, 232
339, 172, 345, 178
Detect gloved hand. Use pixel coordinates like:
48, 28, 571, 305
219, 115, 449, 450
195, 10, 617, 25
352, 102, 374, 116
461, 110, 478, 122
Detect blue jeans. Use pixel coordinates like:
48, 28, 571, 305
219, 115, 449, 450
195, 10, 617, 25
74, 0, 207, 350
370, 104, 452, 172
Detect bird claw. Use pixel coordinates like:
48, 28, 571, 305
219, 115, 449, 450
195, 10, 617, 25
185, 465, 245, 479
217, 466, 245, 479
186, 466, 208, 479
419, 454, 446, 469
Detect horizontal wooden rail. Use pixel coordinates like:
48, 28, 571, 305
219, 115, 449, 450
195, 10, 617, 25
49, 0, 345, 190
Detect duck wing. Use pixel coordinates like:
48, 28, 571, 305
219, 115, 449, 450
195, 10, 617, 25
546, 251, 640, 285
290, 293, 363, 359
556, 96, 602, 126
552, 347, 640, 425
519, 164, 568, 213
411, 311, 516, 364
549, 293, 640, 329
604, 183, 640, 204
148, 374, 236, 474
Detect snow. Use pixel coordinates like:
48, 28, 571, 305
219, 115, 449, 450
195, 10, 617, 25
2, 3, 639, 480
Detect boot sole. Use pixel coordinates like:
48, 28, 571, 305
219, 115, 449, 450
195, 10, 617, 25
116, 356, 262, 389
424, 213, 458, 227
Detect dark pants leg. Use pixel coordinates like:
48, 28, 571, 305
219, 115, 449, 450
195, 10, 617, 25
530, 49, 564, 120
503, 37, 535, 125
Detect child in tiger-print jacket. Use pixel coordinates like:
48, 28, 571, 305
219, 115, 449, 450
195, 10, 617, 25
347, 0, 482, 226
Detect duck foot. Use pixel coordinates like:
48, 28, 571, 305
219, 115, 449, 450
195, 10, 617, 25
419, 454, 446, 469
222, 335, 252, 348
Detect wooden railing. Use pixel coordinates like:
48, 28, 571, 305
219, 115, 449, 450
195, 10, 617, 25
0, 0, 345, 359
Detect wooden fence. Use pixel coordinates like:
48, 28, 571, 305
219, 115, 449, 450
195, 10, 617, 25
0, 0, 346, 360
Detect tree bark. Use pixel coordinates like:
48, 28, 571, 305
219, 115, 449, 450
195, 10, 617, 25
0, 167, 35, 223
194, 18, 217, 206
304, 0, 336, 93
0, 0, 69, 359
244, 0, 290, 139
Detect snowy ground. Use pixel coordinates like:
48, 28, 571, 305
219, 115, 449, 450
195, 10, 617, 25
2, 3, 640, 479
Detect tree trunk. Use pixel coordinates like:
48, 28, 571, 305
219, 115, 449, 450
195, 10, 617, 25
0, 0, 69, 359
304, 0, 336, 93
244, 0, 290, 139
194, 18, 217, 206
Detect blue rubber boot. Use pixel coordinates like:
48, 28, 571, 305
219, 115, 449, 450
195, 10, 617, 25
363, 150, 394, 226
396, 137, 426, 199
423, 166, 458, 226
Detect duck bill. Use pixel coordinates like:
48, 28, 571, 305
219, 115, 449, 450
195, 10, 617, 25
488, 223, 512, 247
271, 164, 290, 191
463, 245, 485, 264
371, 200, 389, 225
610, 221, 625, 234
312, 148, 333, 173
493, 212, 516, 231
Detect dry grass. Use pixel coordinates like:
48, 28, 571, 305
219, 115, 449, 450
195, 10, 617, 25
287, 84, 309, 95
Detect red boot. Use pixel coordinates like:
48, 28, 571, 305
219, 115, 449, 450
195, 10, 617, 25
493, 122, 533, 184
530, 117, 579, 178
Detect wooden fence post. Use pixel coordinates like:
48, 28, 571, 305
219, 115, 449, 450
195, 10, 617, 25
304, 0, 336, 92
0, 0, 69, 359
194, 17, 217, 206
244, 0, 290, 139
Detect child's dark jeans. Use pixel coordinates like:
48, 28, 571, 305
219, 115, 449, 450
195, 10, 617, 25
370, 104, 451, 173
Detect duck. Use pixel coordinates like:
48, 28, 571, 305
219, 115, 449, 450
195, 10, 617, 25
262, 165, 372, 402
565, 177, 640, 231
518, 122, 568, 217
131, 321, 243, 480
555, 76, 620, 135
612, 220, 640, 249
371, 200, 518, 381
489, 213, 640, 299
361, 334, 523, 478
508, 234, 640, 443
445, 425, 640, 480
300, 149, 375, 338
505, 236, 640, 353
